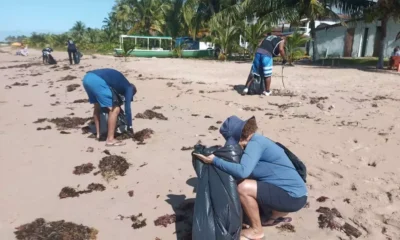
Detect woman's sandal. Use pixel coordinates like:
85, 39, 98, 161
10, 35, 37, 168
241, 234, 266, 240
105, 140, 126, 147
262, 217, 292, 227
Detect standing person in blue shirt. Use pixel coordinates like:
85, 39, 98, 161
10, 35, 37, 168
66, 39, 77, 65
194, 116, 307, 240
243, 33, 287, 96
82, 68, 136, 146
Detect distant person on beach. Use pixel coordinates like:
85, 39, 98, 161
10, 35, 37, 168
243, 33, 287, 96
194, 116, 307, 240
42, 47, 53, 63
82, 68, 137, 146
66, 39, 77, 65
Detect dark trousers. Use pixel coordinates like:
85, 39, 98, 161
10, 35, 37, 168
68, 49, 77, 64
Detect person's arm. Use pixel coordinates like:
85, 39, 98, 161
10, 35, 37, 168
279, 40, 286, 59
212, 140, 264, 179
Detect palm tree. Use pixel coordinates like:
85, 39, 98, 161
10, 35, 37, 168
114, 0, 168, 35
164, 0, 185, 38
209, 16, 240, 60
242, 20, 271, 56
366, 0, 400, 68
71, 21, 86, 42
285, 31, 310, 64
102, 13, 120, 43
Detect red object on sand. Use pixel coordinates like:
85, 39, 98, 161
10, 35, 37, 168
389, 56, 400, 70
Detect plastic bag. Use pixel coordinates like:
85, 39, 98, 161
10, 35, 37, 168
248, 74, 264, 95
192, 144, 243, 240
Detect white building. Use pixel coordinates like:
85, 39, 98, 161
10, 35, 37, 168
311, 18, 400, 58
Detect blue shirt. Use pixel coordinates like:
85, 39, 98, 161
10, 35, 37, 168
213, 133, 307, 198
89, 68, 136, 127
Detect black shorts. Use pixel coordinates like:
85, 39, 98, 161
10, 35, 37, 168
256, 181, 307, 213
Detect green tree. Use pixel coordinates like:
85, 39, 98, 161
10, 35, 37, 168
71, 21, 86, 42
285, 31, 310, 64
209, 16, 240, 60
367, 0, 400, 68
115, 0, 169, 35
242, 20, 271, 56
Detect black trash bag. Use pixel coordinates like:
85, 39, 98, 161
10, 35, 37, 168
276, 142, 307, 183
248, 74, 264, 95
48, 54, 57, 65
192, 144, 243, 240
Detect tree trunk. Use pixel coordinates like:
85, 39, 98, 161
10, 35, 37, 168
310, 20, 319, 62
377, 16, 388, 69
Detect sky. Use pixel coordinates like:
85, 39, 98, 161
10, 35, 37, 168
0, 0, 115, 41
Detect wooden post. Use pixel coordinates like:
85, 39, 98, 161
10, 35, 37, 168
147, 38, 149, 50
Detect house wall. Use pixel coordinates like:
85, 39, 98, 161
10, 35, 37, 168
312, 18, 400, 58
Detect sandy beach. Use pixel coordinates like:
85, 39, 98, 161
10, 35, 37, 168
0, 47, 399, 240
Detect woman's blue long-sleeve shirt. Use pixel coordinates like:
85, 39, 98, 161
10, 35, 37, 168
213, 133, 307, 198
89, 69, 136, 127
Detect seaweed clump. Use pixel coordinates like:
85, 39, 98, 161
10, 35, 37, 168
98, 155, 130, 181
14, 218, 98, 240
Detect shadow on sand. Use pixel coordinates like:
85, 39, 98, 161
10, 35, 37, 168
165, 194, 195, 240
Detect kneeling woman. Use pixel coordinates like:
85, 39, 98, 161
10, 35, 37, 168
194, 116, 307, 240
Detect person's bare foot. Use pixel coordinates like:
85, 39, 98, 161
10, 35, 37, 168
241, 227, 264, 239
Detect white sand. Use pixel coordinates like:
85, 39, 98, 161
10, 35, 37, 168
0, 47, 399, 240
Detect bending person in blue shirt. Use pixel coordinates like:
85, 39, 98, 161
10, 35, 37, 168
194, 116, 307, 240
82, 68, 136, 146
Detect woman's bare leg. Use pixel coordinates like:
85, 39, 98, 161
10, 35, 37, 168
238, 180, 264, 239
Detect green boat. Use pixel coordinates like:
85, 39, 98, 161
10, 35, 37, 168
114, 35, 214, 58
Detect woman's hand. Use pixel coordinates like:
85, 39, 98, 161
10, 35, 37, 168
193, 153, 215, 164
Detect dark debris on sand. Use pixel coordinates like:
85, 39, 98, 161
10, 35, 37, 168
310, 97, 328, 104
269, 102, 300, 110
87, 183, 106, 192
208, 126, 218, 131
59, 187, 81, 199
317, 196, 329, 202
243, 106, 264, 111
49, 117, 91, 129
67, 84, 81, 92
272, 89, 297, 97
60, 131, 71, 134
152, 106, 162, 110
115, 132, 133, 140
73, 163, 95, 175
131, 213, 147, 229
154, 214, 176, 227
58, 75, 77, 82
276, 223, 296, 233
98, 155, 130, 180
128, 190, 134, 197
14, 218, 98, 240
135, 110, 168, 120
73, 99, 89, 103
316, 207, 362, 238
37, 126, 52, 131
133, 128, 154, 142
33, 118, 47, 124
181, 146, 194, 151
59, 183, 106, 199
12, 82, 28, 86
7, 62, 41, 69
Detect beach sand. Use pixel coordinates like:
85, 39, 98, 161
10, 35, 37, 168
0, 47, 399, 240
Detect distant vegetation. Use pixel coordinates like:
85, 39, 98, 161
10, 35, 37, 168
4, 0, 399, 67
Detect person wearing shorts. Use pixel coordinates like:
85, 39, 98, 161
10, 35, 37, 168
243, 33, 287, 96
83, 68, 136, 146
194, 116, 307, 240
